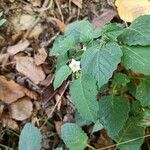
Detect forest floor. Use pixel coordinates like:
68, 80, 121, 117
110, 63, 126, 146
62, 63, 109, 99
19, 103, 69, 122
0, 0, 149, 150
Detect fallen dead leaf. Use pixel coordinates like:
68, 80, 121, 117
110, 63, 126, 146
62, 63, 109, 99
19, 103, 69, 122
10, 97, 33, 121
16, 56, 46, 84
55, 121, 63, 137
92, 9, 117, 28
7, 39, 30, 55
34, 48, 47, 65
0, 76, 25, 104
29, 0, 41, 7
71, 0, 82, 9
0, 54, 9, 64
0, 104, 4, 117
2, 117, 19, 130
115, 0, 150, 22
0, 76, 38, 104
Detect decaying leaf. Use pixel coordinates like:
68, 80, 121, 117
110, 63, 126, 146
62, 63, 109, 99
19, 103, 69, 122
34, 48, 47, 65
71, 0, 82, 9
2, 117, 19, 130
0, 53, 9, 64
0, 76, 38, 104
92, 9, 117, 28
10, 97, 33, 121
0, 76, 25, 104
115, 0, 150, 22
7, 39, 30, 55
16, 56, 46, 84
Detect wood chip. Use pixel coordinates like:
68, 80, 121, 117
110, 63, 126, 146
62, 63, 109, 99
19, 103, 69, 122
0, 76, 25, 104
34, 48, 47, 65
10, 97, 33, 121
16, 56, 46, 84
71, 0, 82, 9
92, 9, 117, 28
7, 39, 30, 55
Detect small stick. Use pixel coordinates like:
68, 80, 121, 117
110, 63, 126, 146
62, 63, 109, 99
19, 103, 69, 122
40, 81, 70, 129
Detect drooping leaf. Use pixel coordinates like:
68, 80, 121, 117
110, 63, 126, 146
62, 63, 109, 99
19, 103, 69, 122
98, 96, 130, 138
70, 74, 99, 122
19, 123, 42, 150
53, 65, 72, 90
61, 123, 88, 150
135, 76, 150, 107
121, 45, 150, 75
119, 15, 150, 46
114, 118, 145, 150
81, 42, 122, 88
65, 20, 94, 43
50, 35, 76, 56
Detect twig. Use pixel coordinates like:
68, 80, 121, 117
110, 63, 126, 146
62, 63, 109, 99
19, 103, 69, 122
40, 81, 70, 129
24, 0, 51, 38
54, 0, 64, 22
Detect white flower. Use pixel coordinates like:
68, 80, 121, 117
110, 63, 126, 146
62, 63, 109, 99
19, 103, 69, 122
69, 59, 81, 73
82, 45, 86, 51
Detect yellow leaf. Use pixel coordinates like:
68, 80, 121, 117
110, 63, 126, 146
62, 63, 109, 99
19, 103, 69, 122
115, 0, 150, 22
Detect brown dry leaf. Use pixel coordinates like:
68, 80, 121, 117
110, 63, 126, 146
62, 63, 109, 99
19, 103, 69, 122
23, 87, 38, 100
34, 48, 47, 65
49, 17, 66, 32
0, 104, 4, 117
0, 54, 9, 64
71, 0, 82, 9
16, 56, 46, 84
115, 0, 150, 22
55, 121, 63, 137
0, 76, 25, 104
29, 0, 41, 7
10, 97, 33, 121
2, 118, 19, 130
92, 9, 117, 28
7, 39, 30, 55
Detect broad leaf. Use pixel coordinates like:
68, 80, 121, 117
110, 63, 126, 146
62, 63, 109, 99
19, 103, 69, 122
61, 123, 88, 150
92, 120, 103, 133
121, 45, 150, 75
50, 35, 75, 56
19, 123, 41, 150
70, 74, 99, 122
56, 53, 69, 71
65, 20, 94, 43
114, 118, 145, 150
98, 96, 130, 138
135, 77, 150, 107
53, 65, 72, 90
100, 23, 124, 41
81, 42, 122, 88
119, 15, 150, 46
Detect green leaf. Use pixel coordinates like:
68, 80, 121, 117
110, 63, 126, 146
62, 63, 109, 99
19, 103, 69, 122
98, 96, 130, 138
0, 12, 6, 26
135, 77, 150, 107
121, 45, 150, 75
70, 74, 99, 122
65, 20, 94, 43
92, 120, 103, 133
119, 15, 150, 46
61, 123, 88, 150
81, 42, 122, 88
53, 148, 63, 150
50, 35, 75, 56
114, 118, 145, 150
54, 65, 72, 90
100, 23, 124, 41
112, 73, 130, 85
19, 123, 41, 150
56, 53, 69, 71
